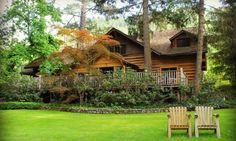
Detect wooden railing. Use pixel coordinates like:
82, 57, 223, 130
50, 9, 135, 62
38, 70, 188, 89
136, 70, 188, 86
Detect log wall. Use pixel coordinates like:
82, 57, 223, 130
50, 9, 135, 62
110, 29, 207, 84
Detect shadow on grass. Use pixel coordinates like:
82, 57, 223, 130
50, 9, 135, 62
171, 130, 217, 137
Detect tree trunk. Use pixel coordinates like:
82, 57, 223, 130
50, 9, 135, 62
80, 93, 84, 106
80, 0, 87, 29
143, 0, 152, 72
0, 0, 12, 15
195, 0, 205, 95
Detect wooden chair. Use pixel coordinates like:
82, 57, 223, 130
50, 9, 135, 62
195, 106, 221, 138
167, 107, 192, 138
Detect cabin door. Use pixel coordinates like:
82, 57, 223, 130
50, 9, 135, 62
161, 67, 177, 85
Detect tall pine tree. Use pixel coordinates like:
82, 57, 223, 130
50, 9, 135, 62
195, 0, 205, 94
209, 0, 236, 87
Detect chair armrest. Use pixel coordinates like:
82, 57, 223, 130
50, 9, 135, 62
195, 113, 198, 118
187, 114, 191, 119
167, 114, 171, 118
213, 113, 219, 118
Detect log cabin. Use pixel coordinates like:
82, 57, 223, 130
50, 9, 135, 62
22, 27, 207, 87
103, 27, 206, 86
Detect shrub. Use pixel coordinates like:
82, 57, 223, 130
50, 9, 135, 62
92, 86, 166, 107
184, 75, 229, 108
38, 68, 233, 108
0, 74, 41, 102
0, 102, 42, 110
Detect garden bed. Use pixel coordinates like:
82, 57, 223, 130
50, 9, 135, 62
0, 102, 233, 114
0, 102, 168, 114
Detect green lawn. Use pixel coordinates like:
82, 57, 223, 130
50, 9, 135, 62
0, 109, 235, 141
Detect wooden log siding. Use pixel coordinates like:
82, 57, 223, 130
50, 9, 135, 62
124, 54, 145, 69
124, 54, 198, 83
152, 55, 196, 83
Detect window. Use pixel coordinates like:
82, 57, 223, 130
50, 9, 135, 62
100, 67, 114, 74
121, 44, 126, 54
161, 68, 177, 71
78, 73, 85, 80
108, 44, 126, 55
177, 38, 190, 47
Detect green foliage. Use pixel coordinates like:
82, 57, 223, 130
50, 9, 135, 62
102, 86, 162, 107
0, 16, 14, 49
41, 68, 167, 107
0, 74, 41, 102
0, 102, 42, 110
40, 58, 70, 75
6, 43, 30, 70
0, 0, 61, 91
7, 0, 60, 37
93, 0, 197, 38
208, 1, 236, 86
184, 75, 229, 108
101, 68, 155, 90
1, 0, 61, 75
86, 19, 112, 34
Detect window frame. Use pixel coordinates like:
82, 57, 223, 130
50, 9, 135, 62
108, 44, 126, 55
176, 37, 191, 48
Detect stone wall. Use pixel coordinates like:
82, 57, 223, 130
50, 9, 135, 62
41, 106, 168, 114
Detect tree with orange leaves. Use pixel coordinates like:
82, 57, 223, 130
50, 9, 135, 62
40, 27, 120, 75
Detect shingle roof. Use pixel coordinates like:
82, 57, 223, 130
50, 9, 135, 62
150, 27, 202, 55
24, 58, 44, 68
107, 27, 206, 56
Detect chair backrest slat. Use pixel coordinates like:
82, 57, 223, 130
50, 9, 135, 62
196, 106, 213, 125
169, 107, 187, 125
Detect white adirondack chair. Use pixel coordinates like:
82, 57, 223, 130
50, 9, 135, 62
195, 106, 221, 138
167, 107, 192, 138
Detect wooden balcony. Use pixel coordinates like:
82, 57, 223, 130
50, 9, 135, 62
136, 70, 188, 86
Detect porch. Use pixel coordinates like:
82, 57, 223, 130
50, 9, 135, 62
37, 68, 188, 90
136, 69, 188, 86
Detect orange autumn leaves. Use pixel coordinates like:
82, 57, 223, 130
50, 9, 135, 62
48, 26, 120, 73
55, 26, 119, 47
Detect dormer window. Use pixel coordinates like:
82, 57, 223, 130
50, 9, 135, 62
176, 38, 190, 47
108, 44, 126, 55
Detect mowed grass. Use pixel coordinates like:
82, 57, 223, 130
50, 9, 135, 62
0, 109, 235, 141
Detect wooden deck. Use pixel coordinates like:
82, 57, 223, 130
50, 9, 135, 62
136, 70, 188, 86
37, 70, 188, 89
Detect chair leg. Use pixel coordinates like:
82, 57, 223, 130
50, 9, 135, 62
216, 127, 221, 138
168, 126, 171, 138
195, 127, 199, 137
215, 118, 221, 138
188, 126, 192, 138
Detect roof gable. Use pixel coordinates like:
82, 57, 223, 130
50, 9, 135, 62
106, 28, 144, 47
106, 27, 203, 56
150, 27, 204, 55
106, 28, 161, 55
169, 30, 197, 41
